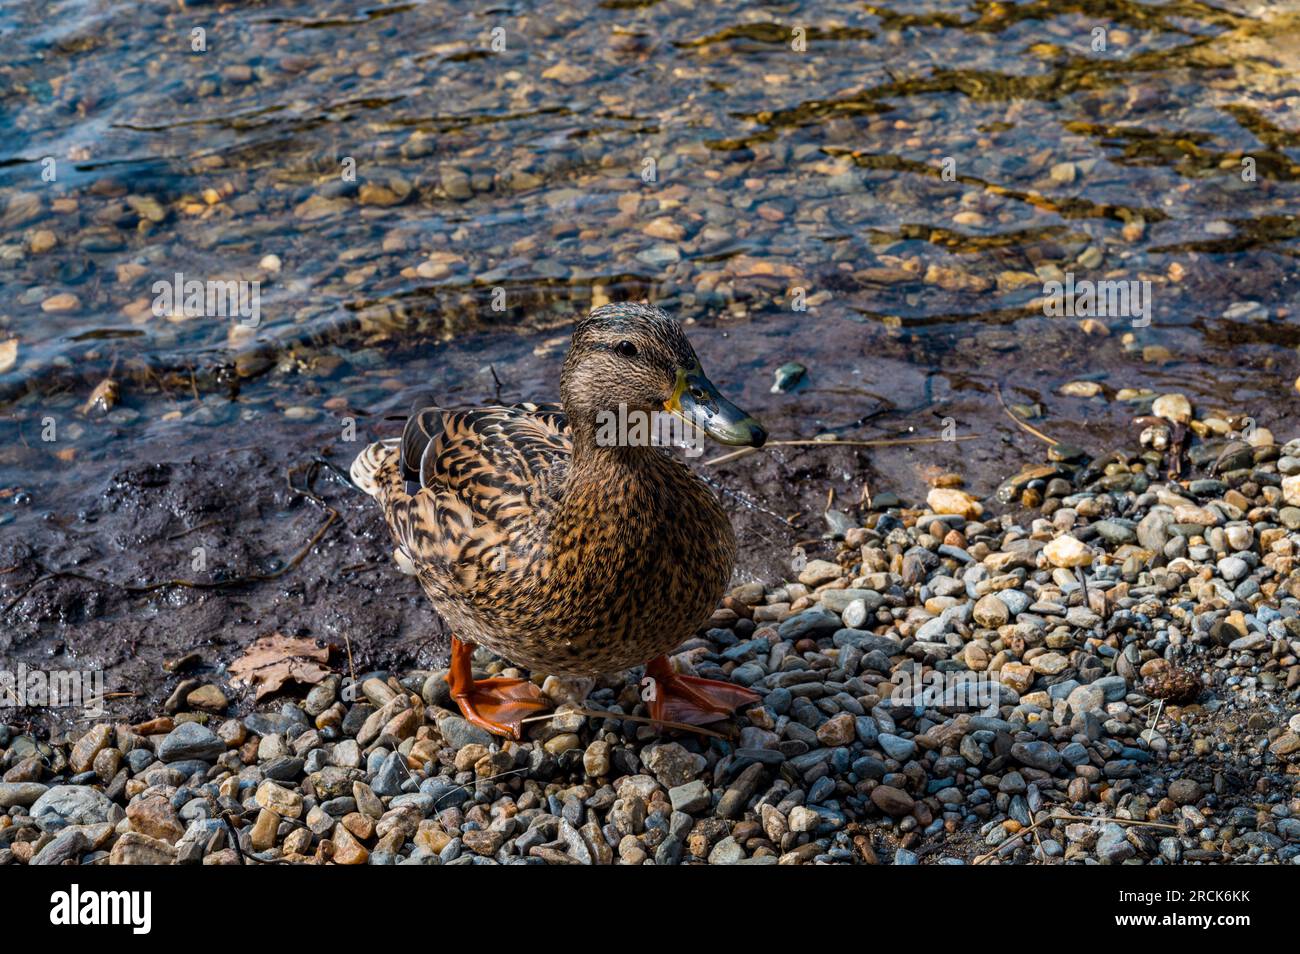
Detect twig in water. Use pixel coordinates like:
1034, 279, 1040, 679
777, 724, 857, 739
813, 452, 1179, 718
994, 382, 1058, 446
698, 474, 796, 533
167, 520, 220, 541
705, 434, 977, 467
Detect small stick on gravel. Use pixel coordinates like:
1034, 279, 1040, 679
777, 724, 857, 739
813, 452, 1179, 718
1031, 821, 1050, 864
973, 810, 1179, 864
973, 818, 1047, 865
220, 809, 247, 866
519, 707, 732, 740
1054, 813, 1183, 832
1147, 699, 1165, 733
1075, 565, 1092, 611
432, 767, 532, 810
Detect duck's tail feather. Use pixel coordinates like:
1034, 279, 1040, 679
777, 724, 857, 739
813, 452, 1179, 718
350, 438, 400, 498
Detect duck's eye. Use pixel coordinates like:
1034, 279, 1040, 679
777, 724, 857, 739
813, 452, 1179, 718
615, 340, 638, 358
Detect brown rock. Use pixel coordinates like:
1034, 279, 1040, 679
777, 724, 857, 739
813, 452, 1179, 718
29, 229, 57, 253
132, 717, 174, 735
250, 808, 280, 851
331, 827, 369, 865
70, 724, 113, 774
870, 785, 915, 817
998, 662, 1035, 694
111, 831, 177, 865
185, 685, 228, 712
256, 780, 303, 818
92, 747, 122, 782
1270, 731, 1300, 758
816, 712, 857, 747
342, 812, 375, 841
463, 829, 505, 856
127, 795, 185, 844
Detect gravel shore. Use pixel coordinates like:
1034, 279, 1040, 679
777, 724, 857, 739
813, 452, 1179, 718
3, 394, 1299, 865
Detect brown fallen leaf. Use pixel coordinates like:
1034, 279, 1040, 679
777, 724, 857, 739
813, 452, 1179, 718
229, 633, 332, 700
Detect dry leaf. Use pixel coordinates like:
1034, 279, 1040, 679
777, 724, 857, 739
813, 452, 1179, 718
229, 633, 332, 700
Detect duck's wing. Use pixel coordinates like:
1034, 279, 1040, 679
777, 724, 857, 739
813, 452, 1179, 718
380, 402, 571, 582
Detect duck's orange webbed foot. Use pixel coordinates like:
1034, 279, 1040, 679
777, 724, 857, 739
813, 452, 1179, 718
446, 637, 549, 740
643, 654, 762, 726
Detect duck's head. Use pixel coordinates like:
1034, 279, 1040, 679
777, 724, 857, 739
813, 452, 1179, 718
561, 302, 767, 449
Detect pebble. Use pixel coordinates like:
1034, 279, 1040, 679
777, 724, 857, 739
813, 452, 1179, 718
669, 780, 711, 814
256, 780, 303, 819
0, 782, 48, 808
972, 593, 1009, 627
869, 785, 914, 817
1152, 393, 1192, 424
927, 488, 983, 519
157, 722, 225, 763
798, 559, 842, 586
641, 743, 702, 787
1096, 823, 1135, 863
40, 292, 81, 313
30, 786, 117, 830
1043, 535, 1093, 567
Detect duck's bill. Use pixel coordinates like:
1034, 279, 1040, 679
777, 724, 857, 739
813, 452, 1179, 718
665, 368, 768, 448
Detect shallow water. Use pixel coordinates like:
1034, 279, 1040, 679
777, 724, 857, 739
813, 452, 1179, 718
2, 0, 1300, 709
2, 0, 1299, 448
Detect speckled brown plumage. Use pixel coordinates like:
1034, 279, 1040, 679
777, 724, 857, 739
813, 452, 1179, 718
351, 304, 740, 678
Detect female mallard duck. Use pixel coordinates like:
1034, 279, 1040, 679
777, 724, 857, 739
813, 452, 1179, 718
351, 303, 767, 738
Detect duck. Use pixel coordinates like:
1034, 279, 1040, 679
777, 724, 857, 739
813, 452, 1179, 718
350, 302, 768, 739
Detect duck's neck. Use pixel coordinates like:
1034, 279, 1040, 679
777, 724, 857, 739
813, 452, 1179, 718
566, 420, 665, 488
556, 411, 681, 528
